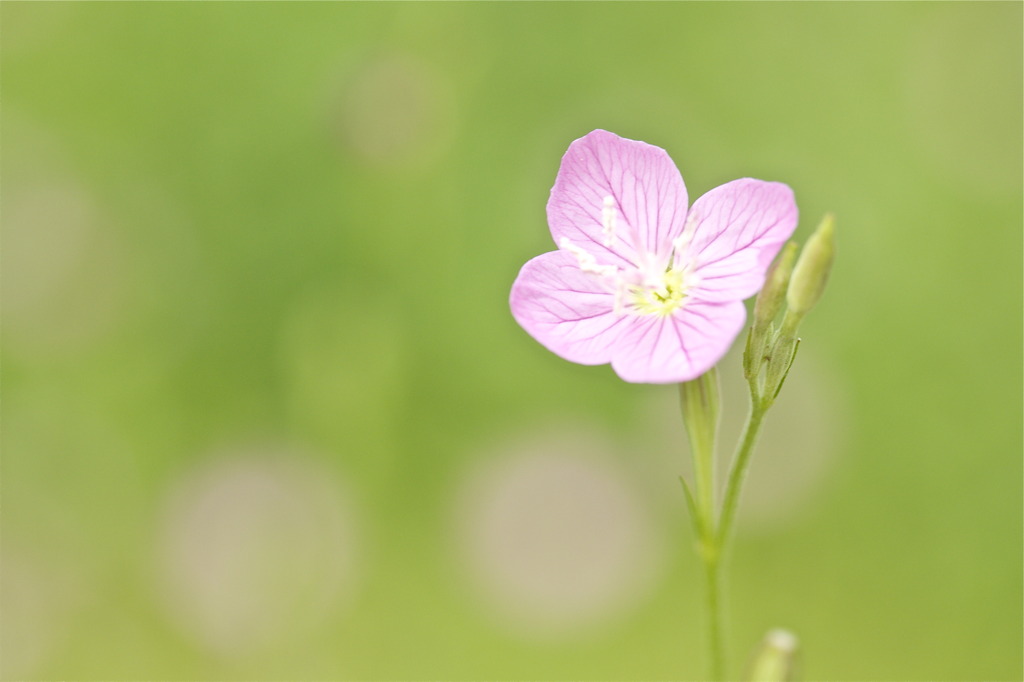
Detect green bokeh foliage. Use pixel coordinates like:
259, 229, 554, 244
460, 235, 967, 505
2, 2, 1021, 680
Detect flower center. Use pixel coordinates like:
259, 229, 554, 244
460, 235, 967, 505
627, 267, 688, 317
561, 237, 693, 318
559, 193, 701, 318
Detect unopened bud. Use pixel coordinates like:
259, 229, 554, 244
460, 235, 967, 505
745, 242, 800, 382
755, 242, 799, 328
787, 214, 836, 318
746, 628, 800, 682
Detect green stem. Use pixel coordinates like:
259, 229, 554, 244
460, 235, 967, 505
679, 372, 725, 680
717, 398, 768, 549
704, 550, 725, 681
701, 394, 769, 682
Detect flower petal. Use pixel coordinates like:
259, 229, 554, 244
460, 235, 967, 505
684, 179, 798, 303
547, 129, 689, 269
609, 301, 747, 383
510, 250, 632, 366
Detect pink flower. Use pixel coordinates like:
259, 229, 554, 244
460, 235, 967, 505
510, 130, 798, 384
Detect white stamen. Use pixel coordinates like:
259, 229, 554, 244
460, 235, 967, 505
601, 195, 617, 247
612, 278, 629, 316
671, 233, 688, 254
560, 237, 618, 278
559, 235, 693, 318
673, 214, 699, 255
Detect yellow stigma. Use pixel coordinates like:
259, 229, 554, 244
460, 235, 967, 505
561, 235, 693, 318
629, 267, 688, 316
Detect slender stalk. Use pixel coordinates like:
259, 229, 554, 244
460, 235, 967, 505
681, 369, 778, 681
717, 398, 768, 549
703, 385, 770, 681
679, 372, 725, 680
703, 550, 725, 681
701, 395, 767, 682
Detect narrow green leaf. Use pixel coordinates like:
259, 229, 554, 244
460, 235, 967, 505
679, 475, 705, 541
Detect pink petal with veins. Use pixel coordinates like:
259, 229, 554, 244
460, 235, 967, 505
510, 250, 630, 366
547, 129, 690, 268
609, 301, 747, 383
686, 179, 798, 302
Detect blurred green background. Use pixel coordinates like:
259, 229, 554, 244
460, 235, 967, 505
2, 3, 1021, 680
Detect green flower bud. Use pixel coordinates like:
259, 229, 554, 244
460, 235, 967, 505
755, 241, 799, 328
746, 629, 800, 682
745, 242, 799, 382
786, 214, 836, 319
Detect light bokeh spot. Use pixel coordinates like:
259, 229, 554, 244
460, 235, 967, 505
333, 52, 456, 168
454, 430, 666, 639
4, 182, 94, 316
3, 115, 129, 357
0, 552, 73, 680
154, 447, 359, 659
